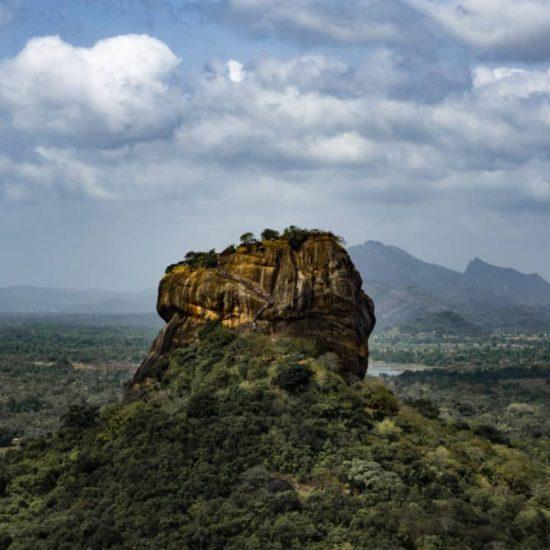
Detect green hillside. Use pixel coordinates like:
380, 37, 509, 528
1, 326, 548, 549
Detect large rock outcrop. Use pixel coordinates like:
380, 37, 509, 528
134, 233, 375, 382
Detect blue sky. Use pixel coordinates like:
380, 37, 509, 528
1, 0, 550, 290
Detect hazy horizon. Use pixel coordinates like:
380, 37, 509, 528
2, 236, 549, 294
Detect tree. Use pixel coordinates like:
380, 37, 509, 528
180, 250, 219, 269
61, 403, 99, 429
273, 363, 313, 393
261, 228, 280, 241
239, 232, 256, 245
282, 225, 309, 250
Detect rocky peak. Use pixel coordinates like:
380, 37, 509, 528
465, 257, 550, 305
134, 230, 375, 383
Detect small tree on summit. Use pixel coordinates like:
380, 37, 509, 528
261, 228, 280, 241
282, 225, 309, 250
239, 232, 256, 245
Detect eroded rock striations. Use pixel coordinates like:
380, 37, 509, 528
134, 232, 375, 382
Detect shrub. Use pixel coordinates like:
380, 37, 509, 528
0, 426, 16, 447
165, 249, 219, 273
273, 363, 313, 393
0, 468, 7, 497
345, 459, 405, 500
61, 403, 99, 429
239, 232, 256, 245
184, 249, 218, 269
0, 533, 12, 550
84, 523, 123, 547
281, 226, 344, 250
404, 398, 440, 419
361, 381, 399, 419
282, 225, 310, 250
74, 451, 103, 474
187, 390, 218, 418
221, 244, 236, 255
198, 322, 236, 347
473, 424, 510, 445
261, 228, 280, 241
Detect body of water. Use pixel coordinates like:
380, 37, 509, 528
367, 360, 433, 377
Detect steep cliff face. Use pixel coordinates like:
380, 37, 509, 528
134, 233, 375, 381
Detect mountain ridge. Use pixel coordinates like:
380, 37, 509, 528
352, 241, 550, 298
349, 240, 550, 331
464, 257, 550, 304
3, 240, 550, 332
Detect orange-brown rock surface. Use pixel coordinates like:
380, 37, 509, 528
134, 233, 375, 382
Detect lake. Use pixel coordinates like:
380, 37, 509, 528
367, 360, 433, 377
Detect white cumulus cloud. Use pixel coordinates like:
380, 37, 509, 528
0, 34, 183, 147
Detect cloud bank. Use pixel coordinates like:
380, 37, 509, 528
189, 0, 550, 60
410, 0, 550, 60
0, 32, 549, 213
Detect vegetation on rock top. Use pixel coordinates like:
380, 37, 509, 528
165, 226, 345, 274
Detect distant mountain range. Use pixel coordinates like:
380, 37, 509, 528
349, 241, 550, 333
464, 257, 550, 305
2, 241, 550, 333
0, 285, 156, 315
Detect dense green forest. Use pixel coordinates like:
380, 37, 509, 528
0, 315, 158, 445
373, 333, 550, 465
0, 316, 549, 548
387, 365, 550, 463
370, 332, 550, 367
1, 324, 549, 548
0, 314, 159, 363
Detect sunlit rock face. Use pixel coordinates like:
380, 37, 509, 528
135, 234, 375, 382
